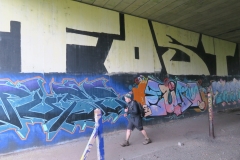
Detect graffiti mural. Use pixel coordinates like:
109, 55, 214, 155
0, 4, 238, 76
0, 74, 205, 150
0, 74, 240, 153
132, 76, 206, 117
212, 78, 240, 107
131, 75, 240, 117
0, 0, 239, 154
0, 76, 125, 142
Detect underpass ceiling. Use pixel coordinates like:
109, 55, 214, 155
76, 0, 240, 44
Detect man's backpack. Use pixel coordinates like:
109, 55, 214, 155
134, 100, 145, 118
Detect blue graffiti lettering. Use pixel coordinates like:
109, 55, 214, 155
0, 77, 125, 140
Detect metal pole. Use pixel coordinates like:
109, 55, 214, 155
80, 109, 105, 160
95, 109, 105, 160
80, 127, 97, 160
208, 93, 215, 138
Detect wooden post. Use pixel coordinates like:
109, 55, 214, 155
208, 93, 215, 138
80, 109, 105, 160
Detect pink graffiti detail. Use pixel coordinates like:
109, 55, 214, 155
145, 79, 203, 116
174, 105, 181, 116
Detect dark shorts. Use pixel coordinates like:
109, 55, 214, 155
127, 116, 143, 131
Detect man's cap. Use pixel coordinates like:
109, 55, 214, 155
124, 93, 132, 99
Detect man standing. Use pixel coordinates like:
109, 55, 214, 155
121, 93, 151, 147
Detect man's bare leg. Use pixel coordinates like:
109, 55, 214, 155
126, 129, 131, 141
121, 129, 131, 147
141, 129, 152, 145
141, 129, 149, 139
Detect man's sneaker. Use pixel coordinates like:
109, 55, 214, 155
143, 138, 152, 145
120, 140, 129, 147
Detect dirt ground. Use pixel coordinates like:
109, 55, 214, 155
0, 110, 240, 160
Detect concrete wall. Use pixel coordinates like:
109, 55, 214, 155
0, 0, 239, 154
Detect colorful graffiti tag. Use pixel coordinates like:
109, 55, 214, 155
132, 76, 206, 117
1, 75, 239, 133
1, 75, 239, 142
0, 76, 125, 141
212, 78, 240, 106
0, 74, 240, 153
